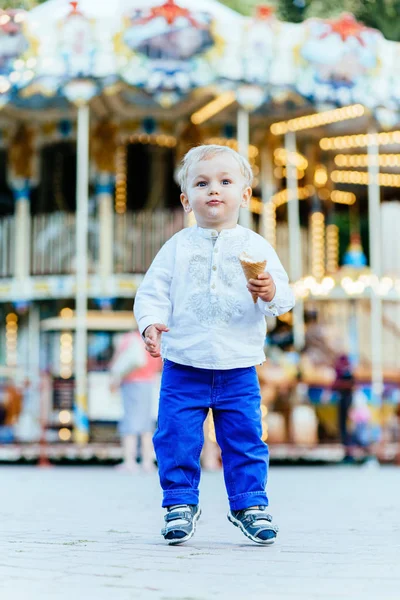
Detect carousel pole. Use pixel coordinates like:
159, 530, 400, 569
29, 302, 51, 467
8, 125, 35, 282
12, 181, 31, 280
285, 130, 305, 350
28, 302, 40, 414
92, 120, 119, 283
260, 145, 276, 247
96, 173, 114, 279
367, 128, 383, 406
237, 108, 251, 229
74, 103, 90, 444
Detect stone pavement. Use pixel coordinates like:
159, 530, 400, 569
0, 464, 399, 600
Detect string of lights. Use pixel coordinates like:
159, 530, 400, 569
326, 224, 339, 273
128, 132, 176, 147
334, 153, 400, 168
191, 92, 236, 125
331, 170, 400, 187
115, 145, 127, 214
320, 130, 400, 151
271, 185, 315, 208
330, 190, 356, 205
310, 212, 325, 280
263, 202, 276, 249
294, 274, 400, 299
270, 104, 365, 136
5, 313, 18, 368
273, 148, 308, 170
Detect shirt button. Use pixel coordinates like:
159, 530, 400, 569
211, 284, 216, 289
212, 266, 217, 271
214, 248, 218, 253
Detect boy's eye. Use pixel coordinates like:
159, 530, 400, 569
196, 181, 207, 187
222, 179, 231, 185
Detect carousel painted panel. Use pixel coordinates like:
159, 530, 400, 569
115, 0, 242, 105
0, 8, 29, 107
294, 13, 383, 108
11, 1, 119, 103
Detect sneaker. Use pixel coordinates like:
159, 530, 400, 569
228, 506, 278, 545
161, 504, 201, 545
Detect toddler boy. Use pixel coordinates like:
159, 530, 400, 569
134, 144, 295, 544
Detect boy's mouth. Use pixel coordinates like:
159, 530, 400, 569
207, 199, 223, 205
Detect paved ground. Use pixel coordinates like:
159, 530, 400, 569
0, 464, 399, 600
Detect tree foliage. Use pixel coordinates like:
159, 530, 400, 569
355, 0, 400, 41
304, 0, 360, 20
1, 0, 42, 8
277, 0, 308, 22
277, 0, 400, 41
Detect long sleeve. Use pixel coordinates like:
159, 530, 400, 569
256, 241, 295, 317
133, 237, 175, 335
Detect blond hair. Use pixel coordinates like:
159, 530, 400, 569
177, 144, 253, 193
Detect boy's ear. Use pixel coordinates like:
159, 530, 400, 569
180, 192, 192, 213
240, 186, 252, 208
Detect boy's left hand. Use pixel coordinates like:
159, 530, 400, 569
247, 272, 276, 302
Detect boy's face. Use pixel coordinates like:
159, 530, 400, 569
180, 153, 251, 231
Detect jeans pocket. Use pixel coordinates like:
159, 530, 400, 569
163, 359, 176, 372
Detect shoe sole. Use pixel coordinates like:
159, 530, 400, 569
227, 511, 277, 545
166, 507, 202, 546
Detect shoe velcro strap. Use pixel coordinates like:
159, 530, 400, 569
242, 512, 273, 526
165, 510, 191, 523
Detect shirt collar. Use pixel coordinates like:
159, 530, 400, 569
195, 225, 242, 239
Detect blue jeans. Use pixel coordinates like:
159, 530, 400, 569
153, 359, 269, 510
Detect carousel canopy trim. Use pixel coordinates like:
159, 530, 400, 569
1, 2, 400, 117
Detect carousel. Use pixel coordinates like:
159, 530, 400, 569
0, 0, 399, 458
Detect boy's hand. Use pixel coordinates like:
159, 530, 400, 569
143, 323, 169, 358
247, 272, 276, 302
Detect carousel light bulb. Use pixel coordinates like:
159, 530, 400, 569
5, 313, 18, 368
59, 428, 72, 441
59, 410, 72, 425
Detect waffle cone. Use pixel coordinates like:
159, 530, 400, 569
239, 254, 267, 303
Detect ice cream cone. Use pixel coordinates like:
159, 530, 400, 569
239, 252, 267, 303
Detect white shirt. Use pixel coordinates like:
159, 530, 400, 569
134, 225, 295, 370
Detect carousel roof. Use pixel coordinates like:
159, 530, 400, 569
1, 1, 400, 127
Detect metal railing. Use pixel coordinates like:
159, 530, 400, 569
1, 210, 307, 277
31, 212, 99, 275
114, 210, 185, 273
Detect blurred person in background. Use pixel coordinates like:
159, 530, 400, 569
349, 391, 381, 467
333, 354, 355, 463
0, 374, 23, 443
110, 330, 161, 473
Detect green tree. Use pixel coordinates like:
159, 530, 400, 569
304, 0, 360, 20
1, 0, 42, 8
355, 0, 400, 41
220, 0, 275, 15
277, 0, 308, 22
